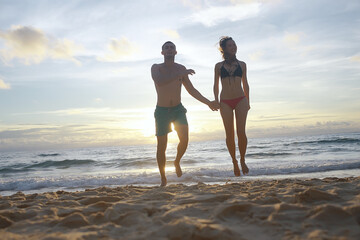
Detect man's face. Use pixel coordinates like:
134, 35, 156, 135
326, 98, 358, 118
162, 43, 177, 57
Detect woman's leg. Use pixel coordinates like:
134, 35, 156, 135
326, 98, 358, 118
220, 102, 240, 176
235, 99, 249, 174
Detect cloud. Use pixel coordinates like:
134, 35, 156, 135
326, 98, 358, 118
94, 98, 103, 103
162, 29, 180, 39
180, 0, 276, 10
248, 50, 264, 60
230, 0, 282, 4
350, 55, 360, 62
0, 124, 151, 151
19, 107, 154, 120
246, 120, 360, 138
185, 2, 261, 27
282, 31, 314, 55
0, 78, 11, 90
97, 37, 139, 62
50, 39, 83, 65
179, 0, 205, 10
0, 106, 157, 151
112, 66, 131, 74
283, 32, 303, 46
0, 25, 83, 65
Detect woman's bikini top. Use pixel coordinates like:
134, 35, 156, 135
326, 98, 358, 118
220, 61, 243, 79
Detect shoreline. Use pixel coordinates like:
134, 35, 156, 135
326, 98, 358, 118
1, 168, 359, 197
1, 176, 359, 239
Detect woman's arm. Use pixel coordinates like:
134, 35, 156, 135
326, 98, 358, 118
213, 63, 220, 103
241, 62, 250, 109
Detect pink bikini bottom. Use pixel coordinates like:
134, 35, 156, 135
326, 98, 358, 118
221, 96, 246, 110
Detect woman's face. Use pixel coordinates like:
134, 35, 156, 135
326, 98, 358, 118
225, 39, 237, 56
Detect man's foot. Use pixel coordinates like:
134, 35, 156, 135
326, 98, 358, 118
160, 177, 167, 187
174, 160, 182, 177
232, 160, 241, 177
240, 159, 249, 175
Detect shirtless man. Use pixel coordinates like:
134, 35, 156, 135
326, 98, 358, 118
151, 41, 219, 187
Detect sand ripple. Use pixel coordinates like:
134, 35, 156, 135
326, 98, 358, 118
0, 177, 359, 239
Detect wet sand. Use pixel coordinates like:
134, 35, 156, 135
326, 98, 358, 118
0, 177, 359, 239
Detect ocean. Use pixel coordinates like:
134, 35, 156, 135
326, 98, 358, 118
1, 132, 359, 196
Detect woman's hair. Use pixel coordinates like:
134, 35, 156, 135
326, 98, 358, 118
219, 36, 234, 60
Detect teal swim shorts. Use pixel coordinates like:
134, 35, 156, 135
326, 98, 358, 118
154, 103, 188, 136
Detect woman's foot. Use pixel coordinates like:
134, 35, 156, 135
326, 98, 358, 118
160, 176, 167, 187
174, 160, 182, 177
240, 159, 249, 175
232, 160, 241, 176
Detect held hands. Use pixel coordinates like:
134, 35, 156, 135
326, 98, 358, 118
208, 100, 220, 111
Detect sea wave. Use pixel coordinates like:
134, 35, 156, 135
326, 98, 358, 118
29, 159, 96, 168
246, 152, 293, 158
285, 137, 360, 146
37, 153, 61, 157
1, 160, 359, 193
0, 159, 96, 174
1, 133, 359, 195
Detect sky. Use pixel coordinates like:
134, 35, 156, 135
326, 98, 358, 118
0, 0, 359, 151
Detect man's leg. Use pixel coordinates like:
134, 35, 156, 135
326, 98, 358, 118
157, 135, 168, 186
174, 124, 189, 177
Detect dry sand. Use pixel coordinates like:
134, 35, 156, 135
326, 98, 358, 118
0, 177, 359, 240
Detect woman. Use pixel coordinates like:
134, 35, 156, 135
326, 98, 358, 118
213, 36, 250, 176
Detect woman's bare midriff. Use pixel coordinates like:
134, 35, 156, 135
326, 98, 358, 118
220, 76, 245, 100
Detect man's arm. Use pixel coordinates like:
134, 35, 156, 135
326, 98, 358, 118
182, 72, 218, 111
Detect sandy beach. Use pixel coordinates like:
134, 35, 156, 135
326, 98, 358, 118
0, 177, 359, 240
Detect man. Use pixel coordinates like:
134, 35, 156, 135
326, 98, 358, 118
151, 41, 219, 187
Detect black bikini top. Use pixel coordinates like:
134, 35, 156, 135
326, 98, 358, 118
220, 61, 242, 79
